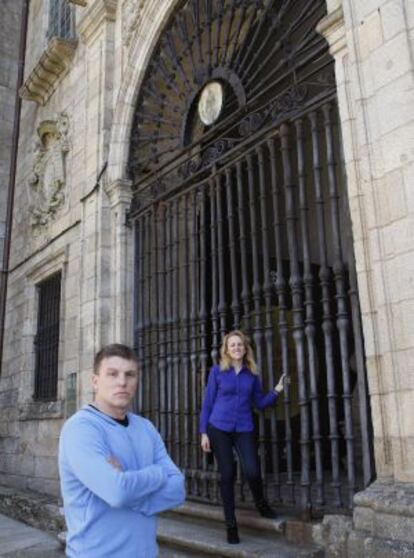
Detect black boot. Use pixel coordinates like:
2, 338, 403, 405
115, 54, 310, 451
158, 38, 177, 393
249, 478, 278, 519
256, 500, 278, 519
226, 520, 240, 544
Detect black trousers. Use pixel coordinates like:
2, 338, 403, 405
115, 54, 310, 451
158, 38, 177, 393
207, 423, 265, 524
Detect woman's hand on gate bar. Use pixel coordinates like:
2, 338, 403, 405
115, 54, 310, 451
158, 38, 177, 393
201, 433, 211, 453
274, 373, 288, 394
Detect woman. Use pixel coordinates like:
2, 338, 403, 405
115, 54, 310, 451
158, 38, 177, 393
200, 330, 285, 544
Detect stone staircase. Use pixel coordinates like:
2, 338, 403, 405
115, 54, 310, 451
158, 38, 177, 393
158, 502, 325, 557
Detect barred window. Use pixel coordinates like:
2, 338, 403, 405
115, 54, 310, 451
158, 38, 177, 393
47, 0, 76, 40
34, 272, 61, 401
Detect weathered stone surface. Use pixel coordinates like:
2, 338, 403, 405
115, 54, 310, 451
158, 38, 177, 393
312, 514, 352, 558
0, 485, 64, 534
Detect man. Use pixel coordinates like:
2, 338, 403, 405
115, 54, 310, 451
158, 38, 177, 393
59, 344, 185, 558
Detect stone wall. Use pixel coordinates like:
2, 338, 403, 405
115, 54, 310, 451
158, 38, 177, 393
0, 0, 125, 495
0, 0, 23, 270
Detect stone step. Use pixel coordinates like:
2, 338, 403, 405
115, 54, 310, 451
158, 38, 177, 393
163, 501, 318, 546
157, 513, 324, 558
166, 501, 287, 534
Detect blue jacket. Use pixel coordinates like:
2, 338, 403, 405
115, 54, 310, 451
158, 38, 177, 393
199, 364, 278, 433
59, 405, 185, 558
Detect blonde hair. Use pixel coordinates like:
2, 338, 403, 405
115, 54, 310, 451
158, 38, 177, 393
219, 330, 258, 374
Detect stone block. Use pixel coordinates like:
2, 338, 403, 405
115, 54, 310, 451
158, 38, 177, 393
370, 32, 412, 92
365, 535, 414, 557
381, 1, 408, 42
374, 511, 414, 543
312, 514, 352, 558
34, 456, 59, 480
376, 168, 407, 225
382, 123, 414, 175
347, 531, 366, 558
393, 299, 414, 350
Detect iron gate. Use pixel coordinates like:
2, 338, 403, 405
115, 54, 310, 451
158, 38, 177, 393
128, 0, 374, 513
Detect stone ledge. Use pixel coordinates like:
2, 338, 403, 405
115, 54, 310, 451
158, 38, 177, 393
19, 37, 77, 106
0, 485, 64, 534
18, 400, 64, 421
353, 480, 414, 545
354, 480, 414, 518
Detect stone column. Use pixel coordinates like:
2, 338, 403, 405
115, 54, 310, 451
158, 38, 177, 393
317, 1, 414, 555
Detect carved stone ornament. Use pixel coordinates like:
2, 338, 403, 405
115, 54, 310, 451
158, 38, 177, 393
28, 113, 70, 228
19, 38, 77, 106
122, 0, 144, 47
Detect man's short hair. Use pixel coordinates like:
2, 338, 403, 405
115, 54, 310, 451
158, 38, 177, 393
93, 344, 139, 374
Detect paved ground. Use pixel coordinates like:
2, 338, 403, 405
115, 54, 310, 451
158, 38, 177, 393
0, 513, 64, 557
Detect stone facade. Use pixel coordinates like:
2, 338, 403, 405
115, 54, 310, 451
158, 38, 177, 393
0, 0, 23, 276
0, 0, 413, 555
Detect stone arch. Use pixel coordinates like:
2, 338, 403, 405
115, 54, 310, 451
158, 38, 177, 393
107, 0, 181, 185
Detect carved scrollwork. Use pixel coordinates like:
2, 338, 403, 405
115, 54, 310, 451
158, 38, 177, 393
28, 112, 70, 228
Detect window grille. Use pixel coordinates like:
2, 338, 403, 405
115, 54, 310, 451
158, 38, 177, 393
47, 0, 76, 40
34, 272, 61, 401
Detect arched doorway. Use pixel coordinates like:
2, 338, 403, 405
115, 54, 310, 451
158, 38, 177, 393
127, 0, 374, 514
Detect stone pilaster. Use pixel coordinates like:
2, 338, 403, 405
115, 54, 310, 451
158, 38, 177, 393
104, 178, 134, 346
75, 0, 118, 404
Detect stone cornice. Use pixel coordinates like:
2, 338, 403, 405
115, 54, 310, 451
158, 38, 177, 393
19, 38, 77, 105
77, 0, 117, 44
316, 5, 346, 57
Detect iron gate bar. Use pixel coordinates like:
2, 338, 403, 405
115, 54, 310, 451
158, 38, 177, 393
190, 190, 197, 491
294, 117, 325, 506
148, 209, 159, 428
172, 199, 181, 465
209, 177, 219, 364
246, 151, 267, 495
280, 123, 312, 512
267, 135, 295, 503
135, 221, 144, 415
257, 144, 280, 502
309, 110, 342, 507
225, 167, 240, 329
158, 203, 167, 440
215, 174, 227, 340
181, 193, 191, 474
152, 208, 159, 429
235, 159, 250, 331
167, 202, 174, 458
323, 103, 355, 507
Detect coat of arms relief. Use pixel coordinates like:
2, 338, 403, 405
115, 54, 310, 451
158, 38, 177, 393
28, 112, 69, 228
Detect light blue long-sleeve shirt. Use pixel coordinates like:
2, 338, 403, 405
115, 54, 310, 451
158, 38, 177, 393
59, 405, 185, 558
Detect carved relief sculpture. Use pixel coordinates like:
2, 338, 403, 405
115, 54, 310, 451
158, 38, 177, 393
28, 112, 70, 228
